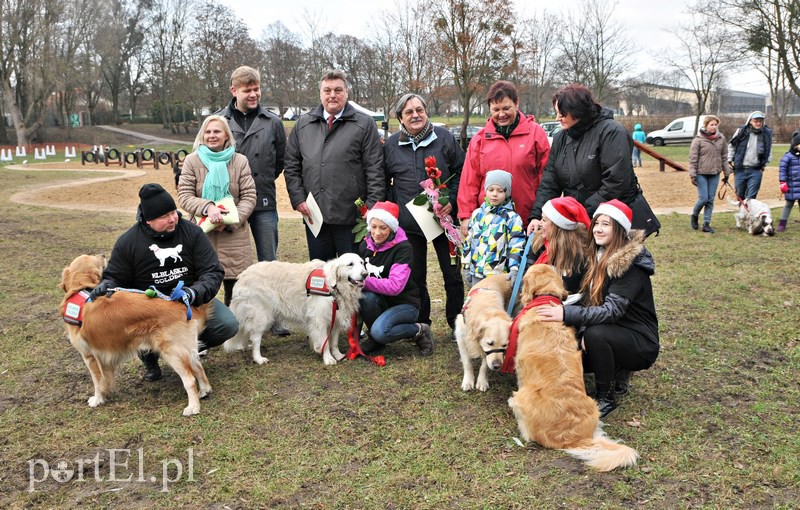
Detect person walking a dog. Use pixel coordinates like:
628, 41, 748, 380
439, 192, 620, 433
462, 170, 525, 289
529, 196, 590, 296
777, 131, 800, 232
357, 202, 434, 357
89, 183, 239, 382
688, 115, 729, 234
728, 111, 772, 200
535, 200, 659, 418
284, 69, 384, 260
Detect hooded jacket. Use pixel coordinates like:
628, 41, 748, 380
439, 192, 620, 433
779, 149, 800, 201
284, 102, 385, 225
216, 100, 286, 212
464, 199, 525, 278
99, 211, 225, 305
632, 124, 647, 144
358, 227, 420, 308
457, 112, 550, 227
530, 107, 639, 220
562, 230, 659, 365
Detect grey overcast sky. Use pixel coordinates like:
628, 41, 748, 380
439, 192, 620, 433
221, 0, 768, 95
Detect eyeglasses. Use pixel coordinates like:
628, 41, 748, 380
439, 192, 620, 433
402, 107, 426, 117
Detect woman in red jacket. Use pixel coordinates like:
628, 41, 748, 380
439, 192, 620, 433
457, 80, 551, 235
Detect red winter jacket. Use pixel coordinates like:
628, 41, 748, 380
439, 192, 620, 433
457, 113, 550, 228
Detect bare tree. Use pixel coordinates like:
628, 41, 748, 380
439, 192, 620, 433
557, 0, 633, 103
662, 11, 737, 135
260, 21, 311, 117
509, 11, 560, 118
0, 0, 60, 145
431, 0, 515, 147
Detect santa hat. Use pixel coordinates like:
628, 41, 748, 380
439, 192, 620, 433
139, 183, 177, 221
366, 201, 400, 232
594, 199, 633, 234
542, 196, 590, 231
484, 169, 512, 193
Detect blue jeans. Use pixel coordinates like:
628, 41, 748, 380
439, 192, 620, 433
734, 168, 763, 200
692, 173, 720, 224
359, 291, 419, 345
305, 223, 357, 261
199, 299, 240, 349
632, 148, 642, 167
249, 210, 279, 262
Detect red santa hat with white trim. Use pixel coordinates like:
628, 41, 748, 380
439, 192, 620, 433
366, 201, 400, 232
593, 199, 633, 234
542, 196, 590, 230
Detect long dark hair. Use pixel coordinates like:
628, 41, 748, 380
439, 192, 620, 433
580, 215, 629, 305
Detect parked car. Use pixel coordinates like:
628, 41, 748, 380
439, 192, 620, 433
539, 121, 562, 137
450, 125, 481, 143
646, 115, 708, 146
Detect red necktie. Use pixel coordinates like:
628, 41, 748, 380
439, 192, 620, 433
327, 116, 334, 131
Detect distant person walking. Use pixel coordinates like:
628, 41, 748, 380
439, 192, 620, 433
631, 124, 646, 167
728, 111, 772, 200
688, 115, 729, 234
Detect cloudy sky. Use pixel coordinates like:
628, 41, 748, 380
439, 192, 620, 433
220, 0, 767, 94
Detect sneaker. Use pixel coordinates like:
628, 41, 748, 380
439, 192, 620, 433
412, 323, 434, 357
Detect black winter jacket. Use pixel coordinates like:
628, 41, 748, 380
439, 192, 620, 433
217, 100, 286, 212
383, 126, 465, 235
530, 107, 638, 220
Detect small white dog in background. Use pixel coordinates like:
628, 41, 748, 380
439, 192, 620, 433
733, 198, 775, 236
224, 253, 367, 365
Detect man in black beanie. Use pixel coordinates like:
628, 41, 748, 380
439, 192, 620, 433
90, 183, 238, 381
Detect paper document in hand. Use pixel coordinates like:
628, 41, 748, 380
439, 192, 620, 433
405, 199, 443, 242
304, 192, 324, 238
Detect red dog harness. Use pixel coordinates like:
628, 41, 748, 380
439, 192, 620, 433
305, 268, 385, 367
62, 290, 91, 326
500, 294, 562, 374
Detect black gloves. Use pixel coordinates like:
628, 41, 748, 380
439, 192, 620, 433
722, 175, 729, 184
88, 282, 114, 301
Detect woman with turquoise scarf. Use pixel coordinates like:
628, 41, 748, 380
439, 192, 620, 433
178, 115, 256, 305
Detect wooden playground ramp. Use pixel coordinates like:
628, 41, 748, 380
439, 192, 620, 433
634, 140, 687, 172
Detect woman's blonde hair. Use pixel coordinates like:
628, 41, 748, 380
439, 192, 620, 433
193, 115, 236, 151
580, 215, 629, 305
532, 222, 588, 277
703, 115, 721, 128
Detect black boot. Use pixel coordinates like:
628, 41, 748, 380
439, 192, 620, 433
139, 351, 162, 382
690, 214, 699, 230
412, 323, 434, 356
594, 381, 618, 419
614, 368, 631, 396
702, 222, 715, 233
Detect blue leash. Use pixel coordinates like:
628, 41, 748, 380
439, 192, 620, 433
507, 232, 535, 316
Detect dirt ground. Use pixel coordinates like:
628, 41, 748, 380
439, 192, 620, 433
8, 159, 785, 216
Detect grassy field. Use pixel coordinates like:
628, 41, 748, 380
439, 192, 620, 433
1, 153, 799, 508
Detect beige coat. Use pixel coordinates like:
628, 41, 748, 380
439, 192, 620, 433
689, 131, 730, 178
178, 152, 256, 278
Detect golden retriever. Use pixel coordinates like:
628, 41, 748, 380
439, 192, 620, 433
224, 253, 367, 365
507, 264, 638, 471
454, 274, 512, 391
59, 254, 211, 417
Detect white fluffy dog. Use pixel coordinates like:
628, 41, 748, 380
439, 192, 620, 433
734, 198, 775, 236
224, 253, 367, 365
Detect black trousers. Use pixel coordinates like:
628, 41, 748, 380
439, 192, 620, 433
305, 223, 357, 261
406, 231, 464, 330
582, 324, 657, 386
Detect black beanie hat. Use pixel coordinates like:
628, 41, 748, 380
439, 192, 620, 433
792, 132, 800, 148
139, 183, 177, 221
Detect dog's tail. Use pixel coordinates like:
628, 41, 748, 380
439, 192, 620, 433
222, 298, 247, 353
562, 425, 639, 472
728, 198, 743, 207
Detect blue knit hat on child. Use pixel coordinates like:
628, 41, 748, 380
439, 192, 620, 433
484, 170, 512, 193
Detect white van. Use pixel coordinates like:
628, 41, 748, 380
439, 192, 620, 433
646, 115, 708, 146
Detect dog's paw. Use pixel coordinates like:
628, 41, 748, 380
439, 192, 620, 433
87, 395, 104, 407
253, 355, 269, 365
476, 379, 490, 392
461, 378, 475, 391
199, 387, 212, 399
323, 354, 338, 366
183, 404, 200, 416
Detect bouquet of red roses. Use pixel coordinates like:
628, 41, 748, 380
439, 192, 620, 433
412, 156, 462, 263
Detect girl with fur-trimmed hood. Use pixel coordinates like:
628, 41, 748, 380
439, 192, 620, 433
535, 200, 659, 418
